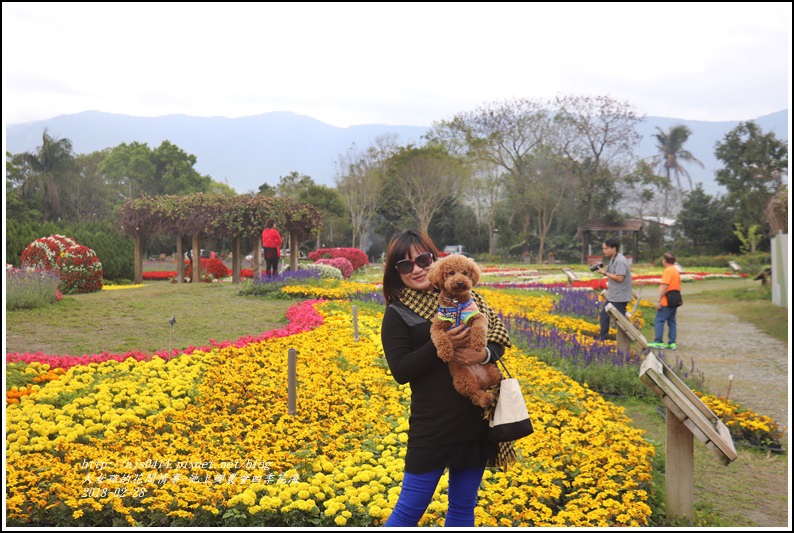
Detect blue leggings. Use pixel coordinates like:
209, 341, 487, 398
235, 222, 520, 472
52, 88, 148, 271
384, 467, 485, 527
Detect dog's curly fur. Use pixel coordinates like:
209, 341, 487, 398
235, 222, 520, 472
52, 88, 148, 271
428, 254, 502, 408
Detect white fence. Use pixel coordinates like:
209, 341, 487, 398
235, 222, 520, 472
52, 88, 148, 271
771, 231, 788, 308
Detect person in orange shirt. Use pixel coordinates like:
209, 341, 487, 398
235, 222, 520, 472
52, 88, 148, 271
648, 252, 682, 350
261, 218, 283, 277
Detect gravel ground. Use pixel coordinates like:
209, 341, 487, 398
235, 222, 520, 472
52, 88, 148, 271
661, 301, 789, 435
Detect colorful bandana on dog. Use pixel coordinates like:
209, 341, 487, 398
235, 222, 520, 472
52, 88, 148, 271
437, 298, 481, 327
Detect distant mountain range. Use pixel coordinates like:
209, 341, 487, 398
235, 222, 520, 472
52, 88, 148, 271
5, 109, 788, 195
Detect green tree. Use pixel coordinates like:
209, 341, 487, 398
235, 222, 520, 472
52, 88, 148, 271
621, 160, 671, 219
715, 121, 788, 237
6, 151, 42, 223
66, 150, 117, 223
272, 171, 346, 249
651, 125, 704, 192
16, 129, 76, 222
99, 140, 212, 198
675, 184, 732, 252
388, 144, 466, 235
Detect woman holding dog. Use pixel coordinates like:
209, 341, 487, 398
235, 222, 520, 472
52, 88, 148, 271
380, 229, 512, 527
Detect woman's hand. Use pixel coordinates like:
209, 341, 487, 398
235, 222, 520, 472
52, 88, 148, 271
452, 345, 487, 366
447, 324, 470, 349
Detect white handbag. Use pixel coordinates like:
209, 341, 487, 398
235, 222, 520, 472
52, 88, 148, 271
488, 359, 534, 442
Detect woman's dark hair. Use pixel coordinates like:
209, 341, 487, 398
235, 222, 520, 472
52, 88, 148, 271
382, 229, 441, 305
265, 218, 276, 229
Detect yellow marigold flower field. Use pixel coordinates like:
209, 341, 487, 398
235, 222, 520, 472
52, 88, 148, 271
6, 291, 655, 527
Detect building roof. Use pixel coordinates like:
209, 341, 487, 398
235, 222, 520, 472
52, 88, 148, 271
575, 218, 644, 239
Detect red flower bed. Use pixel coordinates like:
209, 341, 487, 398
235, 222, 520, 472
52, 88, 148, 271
184, 258, 230, 281
142, 267, 254, 281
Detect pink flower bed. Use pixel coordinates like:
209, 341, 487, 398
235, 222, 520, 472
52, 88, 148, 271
308, 247, 369, 271
6, 300, 325, 370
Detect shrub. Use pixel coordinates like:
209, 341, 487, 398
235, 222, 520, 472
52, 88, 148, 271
20, 235, 103, 294
315, 257, 354, 278
6, 265, 61, 310
308, 247, 369, 271
184, 258, 230, 282
302, 263, 343, 280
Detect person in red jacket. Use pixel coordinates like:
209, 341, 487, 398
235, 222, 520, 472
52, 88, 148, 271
261, 218, 283, 277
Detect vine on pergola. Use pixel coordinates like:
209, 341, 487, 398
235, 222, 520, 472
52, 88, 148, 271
117, 193, 320, 240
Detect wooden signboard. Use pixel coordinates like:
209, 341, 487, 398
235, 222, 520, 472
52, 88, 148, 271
639, 351, 737, 465
561, 267, 579, 287
639, 351, 737, 521
606, 303, 737, 521
605, 302, 649, 351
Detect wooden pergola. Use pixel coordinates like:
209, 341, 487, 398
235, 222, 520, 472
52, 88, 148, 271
117, 193, 320, 284
575, 218, 644, 265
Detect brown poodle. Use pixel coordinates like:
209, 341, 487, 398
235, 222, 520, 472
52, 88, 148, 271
428, 254, 502, 408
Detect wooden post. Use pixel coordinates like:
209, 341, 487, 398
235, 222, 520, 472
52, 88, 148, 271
352, 305, 359, 342
666, 408, 694, 522
176, 237, 184, 283
288, 348, 297, 415
191, 234, 200, 283
133, 232, 143, 284
616, 326, 631, 355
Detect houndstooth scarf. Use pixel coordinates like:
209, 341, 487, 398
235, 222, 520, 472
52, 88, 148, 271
398, 287, 518, 470
398, 288, 512, 348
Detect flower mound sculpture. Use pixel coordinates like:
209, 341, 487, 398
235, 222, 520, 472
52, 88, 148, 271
20, 234, 103, 294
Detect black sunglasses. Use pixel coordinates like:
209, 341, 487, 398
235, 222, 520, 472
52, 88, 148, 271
395, 252, 434, 275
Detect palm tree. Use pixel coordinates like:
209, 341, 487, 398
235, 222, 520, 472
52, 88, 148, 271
20, 129, 75, 221
651, 125, 704, 190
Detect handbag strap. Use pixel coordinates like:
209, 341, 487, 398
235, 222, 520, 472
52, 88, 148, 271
496, 357, 513, 379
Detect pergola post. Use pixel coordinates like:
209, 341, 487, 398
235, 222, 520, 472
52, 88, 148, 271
191, 234, 200, 283
176, 237, 184, 283
232, 236, 241, 284
290, 232, 298, 271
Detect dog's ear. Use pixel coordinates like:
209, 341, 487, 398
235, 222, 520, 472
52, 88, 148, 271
469, 258, 481, 286
427, 259, 442, 289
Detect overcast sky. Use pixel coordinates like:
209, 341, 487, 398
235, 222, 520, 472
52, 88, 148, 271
2, 2, 791, 131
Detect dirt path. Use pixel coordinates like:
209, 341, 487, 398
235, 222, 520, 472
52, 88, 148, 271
645, 295, 789, 527
673, 301, 789, 432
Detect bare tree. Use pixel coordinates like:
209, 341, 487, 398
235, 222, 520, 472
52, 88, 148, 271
523, 146, 578, 262
334, 134, 398, 249
554, 94, 643, 221
430, 97, 549, 243
465, 161, 505, 255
